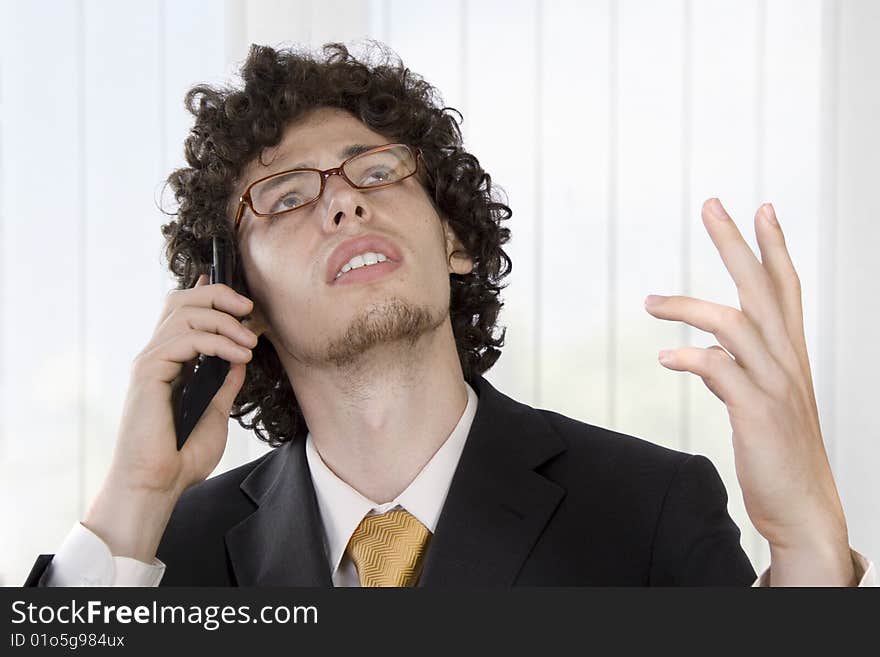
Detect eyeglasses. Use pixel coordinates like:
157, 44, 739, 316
234, 143, 423, 230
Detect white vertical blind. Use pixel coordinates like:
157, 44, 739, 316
539, 0, 611, 428
1, 0, 877, 585
614, 0, 686, 449
833, 0, 880, 565
462, 0, 541, 406
0, 0, 84, 587
80, 0, 166, 518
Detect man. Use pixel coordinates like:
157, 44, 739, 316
26, 42, 874, 587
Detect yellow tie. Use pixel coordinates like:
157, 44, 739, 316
345, 508, 432, 587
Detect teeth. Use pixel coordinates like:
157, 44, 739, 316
335, 251, 390, 280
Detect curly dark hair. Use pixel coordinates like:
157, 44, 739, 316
161, 40, 513, 446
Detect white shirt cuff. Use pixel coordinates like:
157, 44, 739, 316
752, 547, 876, 587
40, 522, 166, 587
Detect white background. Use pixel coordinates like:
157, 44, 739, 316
1, 0, 878, 585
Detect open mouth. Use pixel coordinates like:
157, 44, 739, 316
331, 258, 402, 285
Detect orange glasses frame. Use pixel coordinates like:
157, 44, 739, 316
233, 143, 424, 231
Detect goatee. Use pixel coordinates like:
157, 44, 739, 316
325, 296, 445, 368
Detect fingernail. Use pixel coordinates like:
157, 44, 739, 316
709, 198, 729, 220
658, 349, 673, 364
644, 294, 665, 308
761, 203, 778, 226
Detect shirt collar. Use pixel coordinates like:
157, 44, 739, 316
305, 380, 479, 578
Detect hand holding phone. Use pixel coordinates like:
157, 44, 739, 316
79, 237, 258, 562
172, 237, 234, 450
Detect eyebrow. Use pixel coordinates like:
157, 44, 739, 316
288, 143, 383, 170
246, 143, 385, 197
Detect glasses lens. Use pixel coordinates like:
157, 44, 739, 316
251, 170, 321, 215
343, 145, 416, 188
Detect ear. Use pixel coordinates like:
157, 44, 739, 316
443, 219, 474, 276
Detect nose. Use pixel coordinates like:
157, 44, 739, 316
319, 170, 371, 231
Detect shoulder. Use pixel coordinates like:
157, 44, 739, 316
528, 405, 715, 505
471, 374, 694, 477
536, 406, 692, 470
492, 397, 747, 584
471, 374, 704, 499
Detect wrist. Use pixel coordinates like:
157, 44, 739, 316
768, 537, 856, 586
82, 475, 181, 563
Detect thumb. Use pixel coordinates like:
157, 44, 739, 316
181, 361, 249, 487
212, 361, 248, 415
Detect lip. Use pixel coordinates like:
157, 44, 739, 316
332, 258, 402, 286
326, 234, 404, 285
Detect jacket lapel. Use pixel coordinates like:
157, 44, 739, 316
418, 375, 567, 587
225, 437, 332, 586
224, 374, 567, 587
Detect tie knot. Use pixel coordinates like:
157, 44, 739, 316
345, 508, 432, 587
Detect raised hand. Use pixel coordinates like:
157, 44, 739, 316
644, 197, 856, 586
81, 273, 259, 563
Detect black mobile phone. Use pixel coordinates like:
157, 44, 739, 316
172, 236, 232, 450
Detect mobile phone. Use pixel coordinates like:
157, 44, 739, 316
172, 236, 232, 450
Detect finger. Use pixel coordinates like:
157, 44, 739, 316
160, 279, 253, 327
157, 273, 209, 332
209, 361, 247, 418
155, 306, 259, 350
136, 331, 253, 384
645, 294, 788, 393
658, 344, 761, 409
753, 203, 815, 396
701, 198, 792, 359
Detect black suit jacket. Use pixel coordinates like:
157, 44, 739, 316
25, 374, 757, 586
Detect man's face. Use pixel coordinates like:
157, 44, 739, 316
233, 106, 472, 370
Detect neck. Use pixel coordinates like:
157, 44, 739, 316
281, 319, 469, 504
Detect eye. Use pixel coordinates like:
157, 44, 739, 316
254, 171, 317, 214
361, 166, 393, 185
276, 193, 302, 210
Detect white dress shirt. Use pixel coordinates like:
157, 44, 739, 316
42, 378, 876, 587
305, 379, 478, 586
